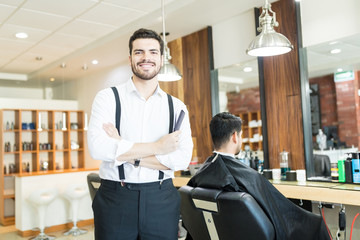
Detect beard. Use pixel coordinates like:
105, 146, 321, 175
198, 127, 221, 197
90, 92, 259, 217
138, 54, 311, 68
131, 60, 161, 80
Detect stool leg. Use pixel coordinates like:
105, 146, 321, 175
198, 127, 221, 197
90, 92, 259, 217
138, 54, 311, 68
63, 199, 88, 236
30, 206, 56, 240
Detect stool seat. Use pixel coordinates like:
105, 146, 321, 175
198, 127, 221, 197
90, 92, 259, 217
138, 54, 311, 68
63, 184, 88, 236
28, 188, 58, 240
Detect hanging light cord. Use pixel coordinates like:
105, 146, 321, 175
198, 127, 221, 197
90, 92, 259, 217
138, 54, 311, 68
161, 0, 167, 49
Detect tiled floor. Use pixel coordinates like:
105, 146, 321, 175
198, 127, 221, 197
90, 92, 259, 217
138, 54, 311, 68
0, 225, 187, 240
0, 225, 94, 240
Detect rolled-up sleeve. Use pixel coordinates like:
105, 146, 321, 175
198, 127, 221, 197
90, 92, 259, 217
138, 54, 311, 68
87, 89, 134, 164
156, 105, 193, 171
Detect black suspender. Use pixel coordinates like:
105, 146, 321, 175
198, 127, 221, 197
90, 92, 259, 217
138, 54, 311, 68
111, 86, 174, 183
111, 87, 121, 136
168, 94, 174, 134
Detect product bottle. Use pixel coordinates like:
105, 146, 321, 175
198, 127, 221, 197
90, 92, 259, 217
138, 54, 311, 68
280, 150, 290, 180
338, 155, 346, 182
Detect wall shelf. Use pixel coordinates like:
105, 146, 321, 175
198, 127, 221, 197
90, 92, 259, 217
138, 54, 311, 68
0, 109, 86, 225
239, 111, 263, 151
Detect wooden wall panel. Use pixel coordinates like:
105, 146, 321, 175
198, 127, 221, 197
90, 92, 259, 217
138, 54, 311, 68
261, 0, 305, 169
182, 28, 213, 163
160, 28, 213, 163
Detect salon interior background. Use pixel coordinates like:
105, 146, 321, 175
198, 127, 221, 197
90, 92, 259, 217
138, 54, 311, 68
0, 0, 360, 168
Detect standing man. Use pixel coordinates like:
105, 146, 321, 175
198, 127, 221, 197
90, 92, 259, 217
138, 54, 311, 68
88, 28, 193, 240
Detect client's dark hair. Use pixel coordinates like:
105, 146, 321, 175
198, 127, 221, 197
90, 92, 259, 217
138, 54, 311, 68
129, 28, 164, 55
210, 112, 242, 149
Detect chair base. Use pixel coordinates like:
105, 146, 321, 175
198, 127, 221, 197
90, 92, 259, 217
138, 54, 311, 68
29, 232, 56, 240
63, 226, 88, 236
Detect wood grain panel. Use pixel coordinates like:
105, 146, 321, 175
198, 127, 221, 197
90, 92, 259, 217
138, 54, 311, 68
159, 28, 213, 164
182, 27, 213, 163
261, 0, 305, 169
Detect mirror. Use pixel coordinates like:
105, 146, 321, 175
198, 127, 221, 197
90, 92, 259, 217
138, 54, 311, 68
306, 32, 360, 175
216, 59, 264, 167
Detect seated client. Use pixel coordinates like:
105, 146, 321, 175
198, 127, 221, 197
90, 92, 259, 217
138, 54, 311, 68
187, 112, 330, 240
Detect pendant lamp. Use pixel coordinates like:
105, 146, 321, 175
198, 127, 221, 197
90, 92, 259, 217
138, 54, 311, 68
246, 0, 293, 57
157, 0, 182, 81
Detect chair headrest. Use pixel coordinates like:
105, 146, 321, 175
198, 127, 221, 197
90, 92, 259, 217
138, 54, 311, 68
191, 187, 222, 202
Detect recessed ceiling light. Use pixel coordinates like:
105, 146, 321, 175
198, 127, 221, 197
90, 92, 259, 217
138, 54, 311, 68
337, 68, 343, 72
329, 41, 338, 45
330, 49, 341, 54
50, 77, 55, 82
92, 60, 99, 65
243, 67, 253, 72
15, 32, 28, 39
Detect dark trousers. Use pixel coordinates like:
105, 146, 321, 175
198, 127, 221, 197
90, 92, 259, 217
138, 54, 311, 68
92, 179, 180, 240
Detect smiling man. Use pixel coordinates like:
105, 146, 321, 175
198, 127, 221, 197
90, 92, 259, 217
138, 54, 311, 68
87, 28, 193, 240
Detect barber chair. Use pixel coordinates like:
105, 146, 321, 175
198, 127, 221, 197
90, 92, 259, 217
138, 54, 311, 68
87, 173, 101, 201
313, 154, 331, 177
179, 185, 275, 240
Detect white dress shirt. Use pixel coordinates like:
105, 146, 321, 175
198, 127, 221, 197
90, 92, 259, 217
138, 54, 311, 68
88, 78, 193, 183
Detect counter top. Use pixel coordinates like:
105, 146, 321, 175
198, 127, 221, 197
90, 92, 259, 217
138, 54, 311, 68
173, 177, 360, 206
15, 168, 99, 177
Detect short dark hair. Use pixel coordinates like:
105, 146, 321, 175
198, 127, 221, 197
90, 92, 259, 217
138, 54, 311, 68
129, 28, 164, 55
210, 112, 242, 149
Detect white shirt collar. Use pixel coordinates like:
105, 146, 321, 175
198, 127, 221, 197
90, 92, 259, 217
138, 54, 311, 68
213, 151, 235, 159
125, 78, 166, 99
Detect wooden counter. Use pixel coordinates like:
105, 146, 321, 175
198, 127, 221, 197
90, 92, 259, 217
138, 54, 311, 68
173, 177, 360, 206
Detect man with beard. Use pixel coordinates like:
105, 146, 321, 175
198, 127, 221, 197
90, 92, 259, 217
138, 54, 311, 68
187, 112, 330, 240
88, 28, 193, 240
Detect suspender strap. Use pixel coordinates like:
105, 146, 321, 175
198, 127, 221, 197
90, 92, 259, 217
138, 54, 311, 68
111, 87, 125, 182
167, 94, 174, 134
111, 87, 121, 135
159, 94, 174, 180
111, 87, 174, 182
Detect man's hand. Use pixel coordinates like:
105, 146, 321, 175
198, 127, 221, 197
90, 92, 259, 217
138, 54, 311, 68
155, 131, 181, 155
103, 123, 122, 140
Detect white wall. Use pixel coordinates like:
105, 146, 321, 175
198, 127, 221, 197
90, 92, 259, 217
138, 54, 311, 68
0, 86, 44, 99
0, 98, 78, 110
212, 9, 256, 69
300, 0, 360, 47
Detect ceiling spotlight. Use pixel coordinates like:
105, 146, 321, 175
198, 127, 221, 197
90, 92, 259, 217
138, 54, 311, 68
330, 49, 341, 54
243, 67, 253, 72
60, 62, 66, 68
329, 41, 338, 45
15, 32, 28, 39
82, 64, 88, 70
337, 68, 343, 72
91, 60, 99, 65
50, 77, 55, 82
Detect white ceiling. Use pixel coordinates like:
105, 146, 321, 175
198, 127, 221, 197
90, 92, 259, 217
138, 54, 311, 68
0, 0, 268, 87
0, 0, 359, 90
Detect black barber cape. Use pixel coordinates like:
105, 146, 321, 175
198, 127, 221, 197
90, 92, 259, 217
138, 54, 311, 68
187, 153, 331, 240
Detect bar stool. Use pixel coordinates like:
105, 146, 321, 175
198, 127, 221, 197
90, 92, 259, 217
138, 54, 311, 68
28, 188, 58, 240
63, 184, 88, 236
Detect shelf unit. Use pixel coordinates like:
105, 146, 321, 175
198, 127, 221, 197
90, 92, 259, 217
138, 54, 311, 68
0, 109, 86, 225
239, 111, 262, 151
